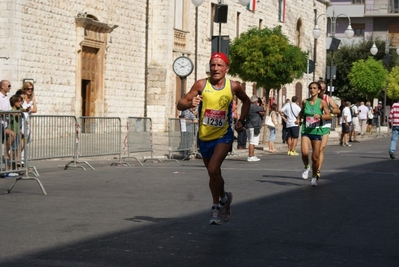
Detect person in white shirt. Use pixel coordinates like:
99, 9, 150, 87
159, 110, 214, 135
349, 101, 360, 142
279, 96, 301, 155
0, 80, 15, 160
340, 101, 352, 146
357, 101, 369, 136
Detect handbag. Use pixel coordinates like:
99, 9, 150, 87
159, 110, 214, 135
265, 115, 275, 128
368, 110, 374, 119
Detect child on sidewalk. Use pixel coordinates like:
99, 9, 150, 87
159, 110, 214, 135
9, 94, 27, 166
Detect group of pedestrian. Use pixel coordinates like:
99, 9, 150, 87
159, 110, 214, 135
0, 80, 36, 177
339, 100, 382, 146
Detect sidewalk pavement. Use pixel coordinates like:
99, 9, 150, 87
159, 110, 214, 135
150, 125, 390, 159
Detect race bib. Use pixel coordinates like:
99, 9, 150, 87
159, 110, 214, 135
306, 117, 320, 128
203, 109, 226, 127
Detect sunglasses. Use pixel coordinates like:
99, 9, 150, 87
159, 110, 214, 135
7, 85, 11, 88
25, 88, 33, 91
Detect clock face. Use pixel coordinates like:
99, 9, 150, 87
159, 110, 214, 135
173, 56, 194, 78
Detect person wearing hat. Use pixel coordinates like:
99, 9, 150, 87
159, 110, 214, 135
245, 95, 264, 161
177, 52, 250, 225
374, 101, 383, 127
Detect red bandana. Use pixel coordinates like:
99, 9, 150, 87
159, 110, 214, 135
210, 52, 229, 65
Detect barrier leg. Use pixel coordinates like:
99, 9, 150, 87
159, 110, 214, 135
64, 156, 95, 170
7, 176, 47, 195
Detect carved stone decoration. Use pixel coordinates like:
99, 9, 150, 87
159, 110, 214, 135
75, 17, 118, 53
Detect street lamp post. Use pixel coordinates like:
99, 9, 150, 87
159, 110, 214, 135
312, 9, 354, 97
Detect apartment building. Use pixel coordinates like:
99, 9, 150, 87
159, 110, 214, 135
327, 0, 399, 48
0, 0, 330, 131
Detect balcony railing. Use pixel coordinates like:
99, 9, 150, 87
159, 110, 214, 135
365, 4, 399, 15
174, 29, 187, 50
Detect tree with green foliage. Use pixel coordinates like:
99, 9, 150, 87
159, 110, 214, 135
330, 39, 399, 100
229, 26, 307, 106
387, 66, 399, 100
348, 57, 388, 100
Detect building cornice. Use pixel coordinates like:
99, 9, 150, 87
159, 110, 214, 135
315, 0, 331, 6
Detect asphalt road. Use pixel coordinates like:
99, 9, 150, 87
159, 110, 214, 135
0, 136, 398, 267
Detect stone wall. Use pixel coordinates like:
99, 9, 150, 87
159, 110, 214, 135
0, 0, 328, 132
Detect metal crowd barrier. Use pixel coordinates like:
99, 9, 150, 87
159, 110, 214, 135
28, 115, 77, 174
1, 111, 46, 195
167, 118, 199, 160
123, 117, 161, 166
68, 116, 123, 169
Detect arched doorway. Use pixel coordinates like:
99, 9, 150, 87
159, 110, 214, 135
75, 15, 118, 117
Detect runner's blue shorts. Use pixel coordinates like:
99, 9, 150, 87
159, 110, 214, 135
198, 129, 233, 159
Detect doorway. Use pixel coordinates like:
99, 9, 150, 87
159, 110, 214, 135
81, 46, 99, 117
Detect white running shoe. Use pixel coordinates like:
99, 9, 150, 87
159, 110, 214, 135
220, 192, 233, 222
311, 178, 318, 187
302, 166, 310, 179
209, 207, 222, 225
247, 156, 260, 162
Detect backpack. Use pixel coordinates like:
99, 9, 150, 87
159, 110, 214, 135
351, 106, 357, 117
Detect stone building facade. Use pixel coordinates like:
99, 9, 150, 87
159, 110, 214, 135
0, 0, 329, 132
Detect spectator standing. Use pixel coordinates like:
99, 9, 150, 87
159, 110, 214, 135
279, 96, 301, 156
366, 101, 373, 134
236, 97, 247, 149
298, 82, 331, 187
21, 82, 37, 114
15, 89, 32, 156
246, 95, 264, 161
281, 99, 290, 144
8, 95, 24, 163
374, 101, 383, 126
0, 80, 15, 161
180, 106, 198, 160
177, 52, 250, 225
388, 99, 399, 159
267, 104, 279, 153
357, 101, 369, 137
340, 101, 352, 147
349, 101, 360, 142
21, 82, 37, 146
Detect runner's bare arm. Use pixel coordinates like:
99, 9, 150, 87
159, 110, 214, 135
296, 99, 306, 124
177, 79, 206, 111
321, 100, 332, 121
232, 81, 250, 121
329, 97, 340, 115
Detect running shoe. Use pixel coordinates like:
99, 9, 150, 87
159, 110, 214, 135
287, 151, 292, 156
209, 206, 222, 225
316, 170, 321, 180
344, 143, 352, 147
291, 151, 299, 156
247, 156, 260, 162
389, 153, 395, 159
302, 166, 310, 179
220, 192, 233, 222
311, 178, 318, 187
